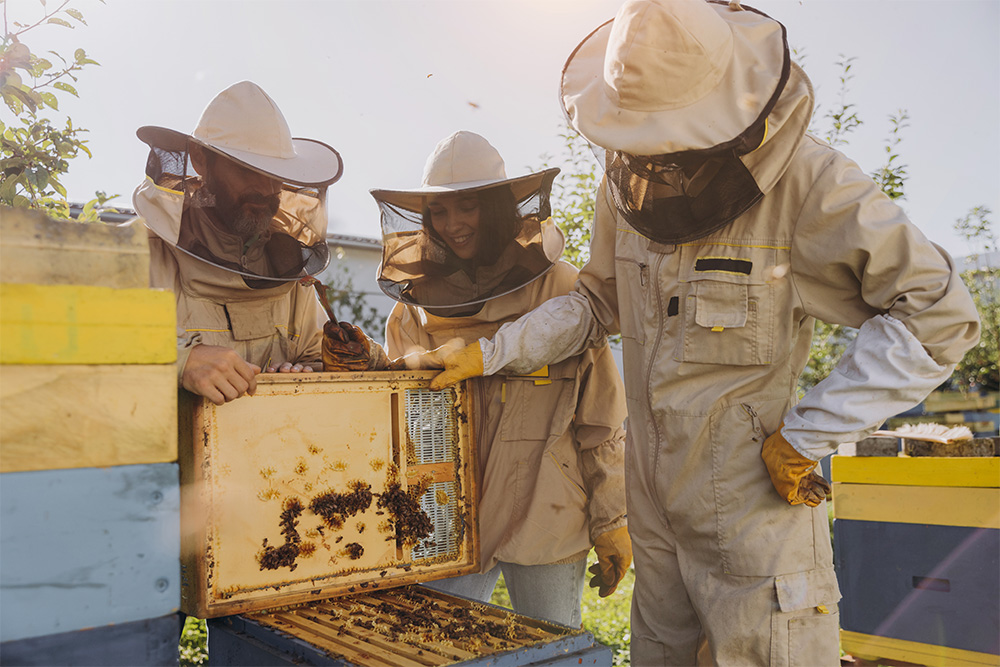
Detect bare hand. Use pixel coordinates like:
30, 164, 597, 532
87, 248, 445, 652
265, 361, 315, 373
181, 344, 261, 405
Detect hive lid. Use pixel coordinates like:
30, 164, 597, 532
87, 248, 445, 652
179, 371, 479, 618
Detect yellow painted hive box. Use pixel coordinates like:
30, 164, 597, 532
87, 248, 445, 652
179, 371, 480, 618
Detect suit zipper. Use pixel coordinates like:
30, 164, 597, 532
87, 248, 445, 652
645, 252, 667, 504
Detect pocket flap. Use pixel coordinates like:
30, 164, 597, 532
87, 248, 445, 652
694, 282, 748, 329
224, 299, 282, 341
775, 567, 842, 613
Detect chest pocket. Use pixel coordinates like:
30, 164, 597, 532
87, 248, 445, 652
675, 249, 777, 366
614, 227, 658, 345
499, 361, 578, 443
225, 297, 290, 341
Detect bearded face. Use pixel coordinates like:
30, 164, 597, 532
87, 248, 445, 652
201, 150, 282, 238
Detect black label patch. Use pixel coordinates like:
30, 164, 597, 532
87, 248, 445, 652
694, 257, 752, 275
667, 296, 679, 317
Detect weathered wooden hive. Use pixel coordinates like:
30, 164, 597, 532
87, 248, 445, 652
0, 207, 180, 665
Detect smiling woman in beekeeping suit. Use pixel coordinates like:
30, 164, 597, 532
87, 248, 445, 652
372, 131, 631, 628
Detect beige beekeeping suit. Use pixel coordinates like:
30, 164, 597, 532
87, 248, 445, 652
478, 61, 979, 667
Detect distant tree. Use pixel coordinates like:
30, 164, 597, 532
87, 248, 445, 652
536, 126, 597, 269
952, 206, 998, 391
1, 0, 116, 219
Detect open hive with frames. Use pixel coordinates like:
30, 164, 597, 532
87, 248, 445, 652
180, 371, 607, 666
179, 371, 480, 618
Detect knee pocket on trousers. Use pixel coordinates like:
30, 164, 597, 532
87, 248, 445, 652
770, 605, 840, 667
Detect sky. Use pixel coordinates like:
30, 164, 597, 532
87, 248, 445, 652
9, 0, 999, 260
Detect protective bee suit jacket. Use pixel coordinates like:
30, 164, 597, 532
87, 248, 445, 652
478, 63, 980, 664
136, 177, 327, 383
386, 260, 628, 571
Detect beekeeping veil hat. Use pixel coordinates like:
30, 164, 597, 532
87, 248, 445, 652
133, 81, 343, 287
371, 131, 563, 314
561, 0, 791, 243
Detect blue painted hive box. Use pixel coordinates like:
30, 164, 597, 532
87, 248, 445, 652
832, 453, 1000, 666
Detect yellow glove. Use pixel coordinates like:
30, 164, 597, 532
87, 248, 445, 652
429, 341, 484, 390
761, 425, 832, 507
588, 526, 632, 597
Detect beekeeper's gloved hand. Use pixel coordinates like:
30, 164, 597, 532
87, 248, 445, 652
588, 526, 632, 597
429, 341, 484, 390
762, 425, 832, 507
322, 321, 391, 371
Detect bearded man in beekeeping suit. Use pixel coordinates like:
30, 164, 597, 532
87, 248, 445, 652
133, 81, 389, 405
430, 1, 980, 664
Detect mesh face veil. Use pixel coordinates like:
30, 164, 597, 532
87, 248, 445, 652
600, 110, 775, 244
141, 141, 331, 289
373, 169, 562, 316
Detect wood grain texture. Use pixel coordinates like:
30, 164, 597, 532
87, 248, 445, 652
0, 207, 149, 289
0, 364, 178, 472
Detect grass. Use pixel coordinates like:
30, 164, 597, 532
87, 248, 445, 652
179, 615, 208, 666
490, 552, 634, 666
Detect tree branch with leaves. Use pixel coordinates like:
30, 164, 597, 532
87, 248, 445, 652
1, 0, 116, 219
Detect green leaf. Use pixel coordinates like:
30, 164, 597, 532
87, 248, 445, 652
0, 157, 26, 169
47, 17, 74, 28
0, 175, 19, 203
36, 167, 49, 190
66, 8, 87, 24
53, 81, 78, 97
5, 86, 37, 113
40, 92, 58, 110
1, 71, 23, 90
52, 178, 67, 197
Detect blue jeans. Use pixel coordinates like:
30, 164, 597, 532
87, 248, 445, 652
423, 558, 587, 628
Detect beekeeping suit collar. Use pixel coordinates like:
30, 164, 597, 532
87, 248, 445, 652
561, 0, 808, 243
133, 81, 341, 287
371, 131, 564, 314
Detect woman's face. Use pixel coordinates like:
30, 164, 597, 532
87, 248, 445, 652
427, 194, 481, 260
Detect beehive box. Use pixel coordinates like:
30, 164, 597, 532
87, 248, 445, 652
0, 207, 178, 473
179, 371, 480, 618
208, 585, 612, 666
0, 207, 180, 663
832, 454, 1000, 667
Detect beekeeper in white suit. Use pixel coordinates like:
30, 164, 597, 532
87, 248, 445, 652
430, 1, 981, 664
